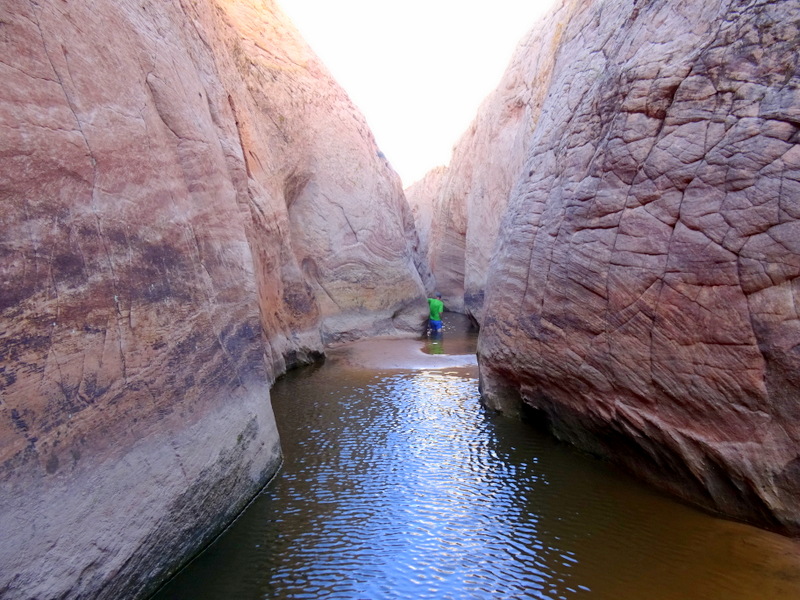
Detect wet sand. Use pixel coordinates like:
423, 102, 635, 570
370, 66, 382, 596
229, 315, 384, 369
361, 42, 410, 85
329, 337, 478, 371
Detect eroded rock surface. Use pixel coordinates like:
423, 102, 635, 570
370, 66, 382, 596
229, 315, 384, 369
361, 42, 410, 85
0, 1, 425, 598
476, 0, 800, 533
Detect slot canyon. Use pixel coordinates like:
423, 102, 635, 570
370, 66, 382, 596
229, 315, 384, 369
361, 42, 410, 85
1, 0, 799, 598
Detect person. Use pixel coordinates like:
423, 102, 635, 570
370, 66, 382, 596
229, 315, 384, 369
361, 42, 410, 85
427, 293, 444, 334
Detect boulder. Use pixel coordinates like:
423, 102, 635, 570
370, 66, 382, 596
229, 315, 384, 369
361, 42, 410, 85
0, 1, 425, 598
476, 0, 800, 534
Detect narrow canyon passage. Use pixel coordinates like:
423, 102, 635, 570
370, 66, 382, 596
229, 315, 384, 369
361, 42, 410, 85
5, 1, 799, 596
153, 315, 800, 600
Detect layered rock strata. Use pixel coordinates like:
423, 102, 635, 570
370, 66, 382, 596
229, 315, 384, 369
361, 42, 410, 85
0, 1, 425, 598
477, 0, 800, 534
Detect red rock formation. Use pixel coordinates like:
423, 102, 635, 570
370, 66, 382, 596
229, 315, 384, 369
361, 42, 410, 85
477, 0, 800, 534
0, 1, 425, 597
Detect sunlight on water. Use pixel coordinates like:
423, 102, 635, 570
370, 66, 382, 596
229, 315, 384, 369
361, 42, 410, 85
154, 315, 800, 600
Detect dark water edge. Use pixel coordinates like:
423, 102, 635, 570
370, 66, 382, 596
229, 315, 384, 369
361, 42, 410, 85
153, 314, 800, 600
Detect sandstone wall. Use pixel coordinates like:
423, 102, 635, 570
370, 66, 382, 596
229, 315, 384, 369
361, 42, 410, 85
404, 165, 444, 294
0, 1, 425, 598
478, 0, 800, 534
408, 1, 581, 320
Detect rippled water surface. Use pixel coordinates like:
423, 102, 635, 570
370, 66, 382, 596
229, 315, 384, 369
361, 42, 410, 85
155, 315, 800, 599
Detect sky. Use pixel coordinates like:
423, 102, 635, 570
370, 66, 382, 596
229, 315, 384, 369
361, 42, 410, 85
277, 0, 559, 187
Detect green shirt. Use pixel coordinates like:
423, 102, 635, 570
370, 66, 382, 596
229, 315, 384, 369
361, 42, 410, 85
427, 297, 444, 321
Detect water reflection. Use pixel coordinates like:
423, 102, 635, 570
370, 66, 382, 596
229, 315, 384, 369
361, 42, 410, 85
153, 316, 800, 600
421, 313, 478, 357
427, 332, 444, 354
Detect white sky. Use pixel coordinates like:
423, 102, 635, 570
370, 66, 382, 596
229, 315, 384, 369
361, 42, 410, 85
277, 0, 558, 187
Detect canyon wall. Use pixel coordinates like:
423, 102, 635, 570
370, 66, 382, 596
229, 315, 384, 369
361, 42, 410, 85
473, 0, 800, 534
0, 1, 425, 598
407, 1, 581, 319
405, 165, 443, 295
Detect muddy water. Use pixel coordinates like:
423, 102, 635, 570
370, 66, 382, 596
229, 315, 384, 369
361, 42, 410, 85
154, 314, 800, 599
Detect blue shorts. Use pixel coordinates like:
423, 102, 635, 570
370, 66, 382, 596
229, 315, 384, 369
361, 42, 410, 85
429, 319, 443, 332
